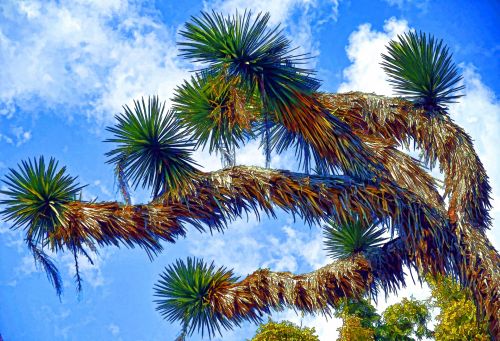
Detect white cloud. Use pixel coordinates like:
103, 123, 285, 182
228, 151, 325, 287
15, 254, 38, 276
206, 0, 339, 26
0, 0, 188, 122
0, 125, 32, 146
338, 18, 410, 95
0, 124, 32, 146
61, 248, 114, 288
188, 216, 265, 275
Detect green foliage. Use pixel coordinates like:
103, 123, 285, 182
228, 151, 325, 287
427, 275, 489, 340
172, 73, 256, 154
0, 156, 84, 296
334, 297, 432, 341
323, 219, 386, 260
179, 11, 320, 166
337, 314, 375, 341
179, 11, 320, 105
378, 297, 433, 340
381, 31, 464, 110
335, 298, 381, 328
154, 258, 240, 338
250, 319, 319, 341
0, 156, 83, 244
105, 96, 198, 198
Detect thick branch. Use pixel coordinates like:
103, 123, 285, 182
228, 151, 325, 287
209, 255, 372, 320
321, 92, 499, 336
50, 166, 451, 279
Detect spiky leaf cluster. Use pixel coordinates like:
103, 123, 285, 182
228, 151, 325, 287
173, 73, 258, 154
179, 11, 321, 166
268, 122, 339, 174
381, 31, 464, 110
323, 219, 387, 260
0, 157, 83, 244
179, 11, 320, 105
105, 96, 198, 198
154, 258, 239, 338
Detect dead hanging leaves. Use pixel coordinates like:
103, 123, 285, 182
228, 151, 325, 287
207, 255, 372, 321
34, 91, 498, 337
320, 92, 499, 337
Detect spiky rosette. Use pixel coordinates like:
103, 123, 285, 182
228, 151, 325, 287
179, 11, 320, 105
172, 73, 258, 154
0, 156, 83, 244
179, 11, 321, 168
323, 219, 387, 260
381, 31, 464, 110
154, 258, 241, 338
105, 96, 199, 198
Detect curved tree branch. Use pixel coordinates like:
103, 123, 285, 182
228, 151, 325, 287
209, 255, 373, 321
320, 92, 499, 336
49, 166, 451, 282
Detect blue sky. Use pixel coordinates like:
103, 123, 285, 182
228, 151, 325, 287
0, 0, 499, 340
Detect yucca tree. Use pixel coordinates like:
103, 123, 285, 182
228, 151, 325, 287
0, 10, 498, 340
0, 157, 85, 293
174, 11, 381, 178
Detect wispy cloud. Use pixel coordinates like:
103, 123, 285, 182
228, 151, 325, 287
0, 0, 187, 122
108, 323, 123, 340
384, 0, 430, 12
0, 125, 32, 146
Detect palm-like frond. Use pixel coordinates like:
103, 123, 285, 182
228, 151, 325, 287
323, 219, 386, 260
366, 238, 411, 298
381, 31, 464, 110
0, 156, 83, 244
27, 238, 63, 296
105, 96, 199, 198
268, 121, 339, 174
172, 73, 258, 154
154, 258, 240, 338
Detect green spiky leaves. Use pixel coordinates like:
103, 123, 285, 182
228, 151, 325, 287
105, 96, 199, 198
179, 11, 320, 94
381, 31, 464, 110
179, 11, 321, 166
173, 73, 258, 154
0, 157, 83, 244
154, 258, 239, 338
179, 10, 320, 110
323, 219, 387, 260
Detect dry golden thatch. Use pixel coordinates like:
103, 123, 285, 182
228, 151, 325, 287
320, 92, 499, 337
208, 255, 372, 320
18, 91, 497, 336
50, 165, 451, 295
